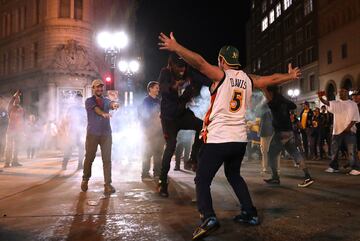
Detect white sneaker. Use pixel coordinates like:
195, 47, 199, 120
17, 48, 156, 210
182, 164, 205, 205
325, 167, 340, 173
349, 169, 360, 176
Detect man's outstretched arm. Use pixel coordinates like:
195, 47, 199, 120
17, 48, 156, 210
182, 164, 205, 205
158, 32, 224, 83
249, 63, 301, 89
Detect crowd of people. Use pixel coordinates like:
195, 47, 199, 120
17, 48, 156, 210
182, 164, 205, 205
1, 32, 359, 240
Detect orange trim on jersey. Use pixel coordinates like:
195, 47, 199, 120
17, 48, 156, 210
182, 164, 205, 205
201, 92, 217, 143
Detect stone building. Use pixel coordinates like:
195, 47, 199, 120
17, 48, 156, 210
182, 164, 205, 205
0, 0, 139, 121
318, 0, 360, 100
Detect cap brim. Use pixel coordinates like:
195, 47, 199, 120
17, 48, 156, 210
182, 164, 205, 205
218, 54, 241, 66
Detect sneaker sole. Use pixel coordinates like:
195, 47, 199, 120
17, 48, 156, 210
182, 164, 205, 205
192, 224, 220, 240
298, 180, 314, 188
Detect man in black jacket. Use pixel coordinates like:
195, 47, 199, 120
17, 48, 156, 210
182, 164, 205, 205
158, 53, 211, 197
262, 85, 314, 188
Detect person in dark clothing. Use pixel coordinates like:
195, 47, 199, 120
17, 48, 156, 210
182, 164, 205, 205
319, 105, 332, 159
158, 53, 211, 197
138, 81, 164, 180
311, 107, 321, 160
62, 93, 86, 170
0, 96, 9, 163
262, 85, 314, 187
299, 102, 314, 159
174, 130, 193, 171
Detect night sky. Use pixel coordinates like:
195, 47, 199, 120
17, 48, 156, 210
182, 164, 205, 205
135, 0, 252, 81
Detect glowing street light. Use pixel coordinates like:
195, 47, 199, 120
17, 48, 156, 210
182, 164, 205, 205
118, 60, 140, 75
288, 88, 300, 98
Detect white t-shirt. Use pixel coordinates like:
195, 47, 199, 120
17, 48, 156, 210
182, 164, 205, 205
328, 100, 360, 135
203, 69, 252, 143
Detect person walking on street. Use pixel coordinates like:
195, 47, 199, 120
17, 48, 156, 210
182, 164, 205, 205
4, 90, 24, 168
81, 79, 119, 195
319, 105, 332, 159
319, 89, 360, 175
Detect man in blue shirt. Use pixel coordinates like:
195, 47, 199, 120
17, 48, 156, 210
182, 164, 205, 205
81, 79, 119, 195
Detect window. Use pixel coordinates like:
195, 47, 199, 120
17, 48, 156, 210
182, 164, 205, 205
296, 52, 303, 67
309, 74, 315, 91
276, 3, 281, 17
257, 57, 261, 70
35, 0, 40, 24
304, 0, 313, 16
269, 9, 275, 24
283, 0, 292, 11
59, 0, 70, 18
295, 6, 302, 23
262, 0, 267, 13
33, 42, 38, 67
327, 50, 332, 64
20, 7, 26, 30
306, 47, 315, 63
262, 17, 268, 32
252, 0, 255, 9
341, 43, 348, 59
296, 28, 303, 45
20, 47, 25, 70
74, 0, 83, 20
305, 22, 313, 40
15, 48, 20, 71
300, 78, 305, 91
284, 36, 293, 53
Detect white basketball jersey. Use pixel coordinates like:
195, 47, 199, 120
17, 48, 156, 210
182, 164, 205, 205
202, 69, 253, 143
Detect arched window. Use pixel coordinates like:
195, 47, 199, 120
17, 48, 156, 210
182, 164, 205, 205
59, 0, 70, 18
326, 82, 336, 101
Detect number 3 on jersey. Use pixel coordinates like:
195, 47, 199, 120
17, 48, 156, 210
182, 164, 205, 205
230, 90, 243, 112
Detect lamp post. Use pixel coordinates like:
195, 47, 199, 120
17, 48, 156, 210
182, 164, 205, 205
97, 31, 128, 90
287, 88, 300, 100
118, 59, 140, 106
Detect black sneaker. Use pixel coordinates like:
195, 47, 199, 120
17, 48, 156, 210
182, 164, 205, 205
234, 211, 260, 226
264, 178, 280, 185
297, 178, 314, 188
192, 217, 220, 240
158, 181, 169, 197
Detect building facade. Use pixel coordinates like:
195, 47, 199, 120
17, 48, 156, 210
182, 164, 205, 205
247, 0, 319, 106
318, 0, 360, 100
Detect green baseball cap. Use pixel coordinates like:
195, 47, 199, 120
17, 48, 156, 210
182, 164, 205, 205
218, 45, 241, 66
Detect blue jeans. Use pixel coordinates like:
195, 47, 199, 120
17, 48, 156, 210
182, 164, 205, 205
268, 131, 307, 179
329, 132, 358, 170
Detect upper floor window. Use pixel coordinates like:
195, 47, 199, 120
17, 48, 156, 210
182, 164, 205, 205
341, 43, 348, 59
269, 9, 275, 24
327, 50, 332, 64
59, 0, 70, 18
35, 0, 40, 24
74, 0, 83, 20
262, 1, 267, 13
283, 0, 292, 11
309, 74, 315, 91
304, 0, 313, 16
262, 17, 269, 32
276, 3, 281, 17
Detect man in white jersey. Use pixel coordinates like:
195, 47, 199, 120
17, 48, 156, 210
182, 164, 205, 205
158, 32, 301, 240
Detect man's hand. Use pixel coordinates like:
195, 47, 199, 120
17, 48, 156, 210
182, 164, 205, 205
101, 113, 111, 119
288, 63, 301, 80
158, 32, 179, 52
111, 102, 119, 110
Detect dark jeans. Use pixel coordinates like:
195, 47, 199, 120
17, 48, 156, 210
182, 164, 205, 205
142, 134, 164, 177
82, 134, 112, 184
311, 129, 320, 158
195, 142, 256, 219
329, 132, 358, 170
160, 109, 203, 182
63, 134, 84, 169
300, 128, 311, 158
175, 141, 191, 168
319, 128, 331, 158
269, 131, 307, 179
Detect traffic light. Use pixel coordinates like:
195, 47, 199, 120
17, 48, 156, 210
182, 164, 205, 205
105, 75, 114, 90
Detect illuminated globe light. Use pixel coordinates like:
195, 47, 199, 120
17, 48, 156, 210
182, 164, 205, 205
287, 89, 294, 97
129, 60, 140, 73
293, 89, 300, 96
113, 31, 128, 49
105, 76, 111, 83
97, 31, 112, 49
118, 60, 129, 73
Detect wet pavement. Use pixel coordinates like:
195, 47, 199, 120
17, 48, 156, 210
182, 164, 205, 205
0, 152, 359, 241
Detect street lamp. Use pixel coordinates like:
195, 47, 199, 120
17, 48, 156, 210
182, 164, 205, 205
287, 88, 300, 98
118, 59, 140, 107
97, 31, 129, 90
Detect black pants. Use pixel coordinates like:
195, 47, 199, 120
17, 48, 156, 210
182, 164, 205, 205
311, 129, 320, 158
160, 110, 202, 182
142, 133, 164, 177
195, 142, 256, 219
82, 134, 112, 184
319, 128, 331, 158
300, 128, 310, 157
